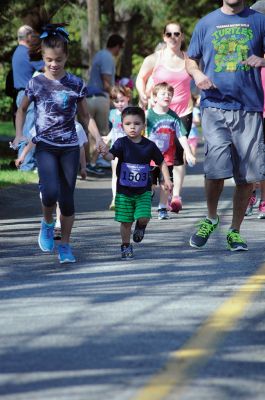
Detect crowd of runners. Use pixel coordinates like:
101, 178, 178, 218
11, 0, 265, 262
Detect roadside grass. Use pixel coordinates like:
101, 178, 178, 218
0, 169, 38, 188
0, 120, 15, 137
0, 123, 38, 188
0, 157, 38, 188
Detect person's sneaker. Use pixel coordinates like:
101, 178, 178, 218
54, 227, 62, 240
109, 199, 115, 210
133, 221, 146, 243
245, 192, 257, 216
58, 244, 76, 263
227, 229, 248, 251
257, 200, 265, 219
121, 244, 134, 260
86, 164, 105, 176
170, 196, 183, 213
189, 216, 219, 249
38, 220, 55, 252
158, 208, 170, 220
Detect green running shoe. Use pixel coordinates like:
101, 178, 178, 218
227, 229, 248, 251
189, 216, 219, 249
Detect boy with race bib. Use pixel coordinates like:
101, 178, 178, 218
146, 82, 196, 219
102, 106, 173, 260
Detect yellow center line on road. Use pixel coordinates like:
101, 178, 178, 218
132, 262, 265, 400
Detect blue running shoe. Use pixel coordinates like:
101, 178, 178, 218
58, 244, 76, 264
158, 208, 170, 220
38, 220, 55, 252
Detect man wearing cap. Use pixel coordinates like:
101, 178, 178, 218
12, 25, 44, 171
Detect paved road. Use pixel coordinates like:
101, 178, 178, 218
1, 147, 265, 400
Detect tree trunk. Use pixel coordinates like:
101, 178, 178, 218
86, 0, 100, 64
117, 13, 142, 78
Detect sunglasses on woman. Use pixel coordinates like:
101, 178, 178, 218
165, 32, 181, 38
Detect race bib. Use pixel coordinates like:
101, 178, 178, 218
149, 132, 170, 152
119, 163, 149, 187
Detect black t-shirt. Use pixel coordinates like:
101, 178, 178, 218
110, 136, 164, 196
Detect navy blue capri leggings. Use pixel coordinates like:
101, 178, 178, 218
36, 142, 80, 217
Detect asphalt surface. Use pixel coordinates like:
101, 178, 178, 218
1, 145, 265, 400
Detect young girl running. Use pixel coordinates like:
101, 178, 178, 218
12, 24, 105, 264
104, 85, 131, 210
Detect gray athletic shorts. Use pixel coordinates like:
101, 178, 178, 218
201, 107, 265, 184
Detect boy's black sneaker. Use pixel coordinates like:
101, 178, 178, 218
133, 221, 146, 243
189, 216, 219, 248
121, 244, 134, 260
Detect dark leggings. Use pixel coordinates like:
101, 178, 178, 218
174, 112, 193, 166
36, 142, 80, 217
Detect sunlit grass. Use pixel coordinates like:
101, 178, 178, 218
0, 169, 38, 188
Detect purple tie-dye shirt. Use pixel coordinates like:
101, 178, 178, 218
25, 72, 88, 146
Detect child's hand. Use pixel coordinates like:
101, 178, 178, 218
15, 157, 24, 168
80, 167, 87, 180
10, 136, 27, 150
164, 179, 173, 192
185, 153, 196, 167
97, 139, 108, 155
102, 136, 109, 144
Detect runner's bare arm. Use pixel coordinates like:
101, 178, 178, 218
160, 161, 173, 192
136, 53, 156, 107
185, 58, 216, 90
13, 95, 31, 149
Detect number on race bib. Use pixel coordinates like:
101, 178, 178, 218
119, 163, 149, 187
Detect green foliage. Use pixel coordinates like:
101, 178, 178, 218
0, 121, 15, 137
0, 64, 13, 121
0, 0, 257, 122
132, 53, 144, 76
52, 2, 88, 69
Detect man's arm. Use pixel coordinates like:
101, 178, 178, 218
185, 58, 216, 90
102, 74, 112, 94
